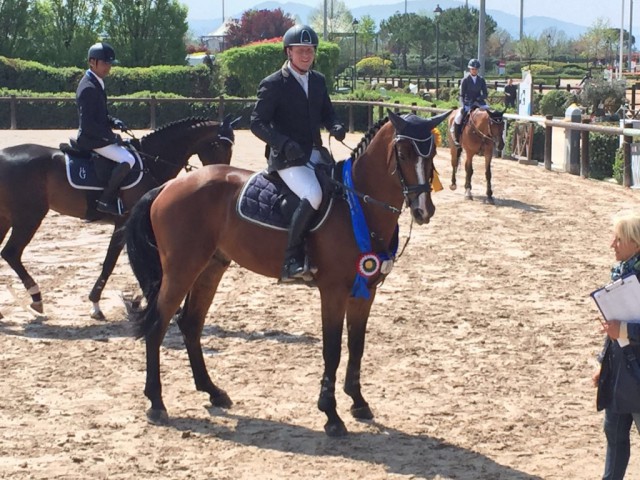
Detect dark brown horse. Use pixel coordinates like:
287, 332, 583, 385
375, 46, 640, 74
124, 109, 450, 436
447, 107, 505, 204
0, 116, 235, 319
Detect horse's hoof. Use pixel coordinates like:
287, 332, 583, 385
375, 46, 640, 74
350, 403, 374, 420
146, 408, 169, 425
449, 184, 457, 191
486, 196, 495, 205
211, 390, 233, 409
324, 420, 348, 437
30, 302, 44, 314
90, 309, 106, 321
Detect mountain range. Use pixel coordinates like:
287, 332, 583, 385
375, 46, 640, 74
187, 0, 590, 40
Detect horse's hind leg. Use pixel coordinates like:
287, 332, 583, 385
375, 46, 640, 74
344, 292, 376, 421
0, 218, 46, 313
176, 252, 232, 409
88, 222, 125, 320
485, 157, 494, 204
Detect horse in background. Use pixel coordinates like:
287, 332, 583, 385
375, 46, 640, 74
124, 109, 450, 436
447, 108, 505, 204
0, 116, 236, 319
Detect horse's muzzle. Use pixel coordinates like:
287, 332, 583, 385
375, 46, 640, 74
411, 198, 435, 225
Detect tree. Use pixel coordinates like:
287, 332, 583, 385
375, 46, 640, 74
579, 18, 613, 66
308, 0, 353, 42
29, 0, 101, 67
356, 15, 376, 57
515, 35, 539, 66
411, 15, 434, 73
225, 8, 295, 48
101, 0, 189, 67
0, 0, 32, 58
438, 6, 497, 70
379, 13, 417, 71
487, 27, 512, 60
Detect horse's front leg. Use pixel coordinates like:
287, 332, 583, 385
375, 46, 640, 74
464, 151, 474, 200
344, 291, 376, 421
484, 155, 494, 204
177, 253, 232, 409
318, 287, 348, 436
88, 221, 125, 320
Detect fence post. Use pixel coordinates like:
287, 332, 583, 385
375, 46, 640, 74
633, 84, 638, 111
624, 121, 633, 187
149, 95, 157, 129
348, 103, 355, 133
411, 102, 417, 115
580, 118, 590, 178
218, 96, 225, 119
10, 95, 17, 130
394, 100, 400, 113
544, 115, 553, 170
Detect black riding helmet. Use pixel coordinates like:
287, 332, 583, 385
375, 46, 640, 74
283, 25, 319, 53
88, 42, 118, 64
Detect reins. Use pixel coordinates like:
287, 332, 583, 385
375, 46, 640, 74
326, 135, 431, 261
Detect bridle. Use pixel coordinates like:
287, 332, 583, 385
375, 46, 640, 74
392, 135, 434, 207
468, 110, 504, 145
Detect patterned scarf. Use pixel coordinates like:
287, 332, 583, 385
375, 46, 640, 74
611, 253, 640, 281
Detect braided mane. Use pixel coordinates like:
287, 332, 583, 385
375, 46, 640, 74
141, 117, 215, 142
350, 117, 390, 161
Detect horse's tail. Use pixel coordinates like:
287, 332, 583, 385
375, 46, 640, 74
124, 185, 164, 338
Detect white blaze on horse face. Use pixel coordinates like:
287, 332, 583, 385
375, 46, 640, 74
415, 157, 428, 216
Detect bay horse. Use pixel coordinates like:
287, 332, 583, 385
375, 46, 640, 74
447, 107, 505, 204
0, 116, 236, 319
124, 109, 450, 436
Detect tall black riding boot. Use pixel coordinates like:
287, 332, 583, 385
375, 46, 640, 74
280, 199, 316, 283
452, 123, 462, 147
96, 163, 131, 216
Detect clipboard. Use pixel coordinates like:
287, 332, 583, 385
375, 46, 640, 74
591, 273, 640, 323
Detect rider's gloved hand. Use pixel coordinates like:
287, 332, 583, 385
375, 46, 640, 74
282, 140, 304, 162
110, 117, 127, 131
329, 124, 346, 141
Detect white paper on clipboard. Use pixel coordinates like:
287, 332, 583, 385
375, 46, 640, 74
591, 274, 640, 323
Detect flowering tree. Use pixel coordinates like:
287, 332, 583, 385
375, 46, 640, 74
225, 9, 295, 48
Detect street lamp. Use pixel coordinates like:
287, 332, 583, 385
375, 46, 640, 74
352, 18, 359, 91
434, 4, 442, 99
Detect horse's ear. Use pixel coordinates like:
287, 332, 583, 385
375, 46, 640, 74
387, 109, 407, 131
426, 109, 452, 130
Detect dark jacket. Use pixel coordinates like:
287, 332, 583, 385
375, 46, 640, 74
250, 62, 339, 172
460, 74, 488, 108
76, 71, 119, 150
597, 254, 640, 413
504, 84, 518, 107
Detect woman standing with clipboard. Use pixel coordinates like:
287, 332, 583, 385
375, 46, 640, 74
593, 211, 640, 479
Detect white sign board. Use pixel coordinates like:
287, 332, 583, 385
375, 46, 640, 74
519, 71, 532, 116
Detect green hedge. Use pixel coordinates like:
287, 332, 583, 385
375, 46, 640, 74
0, 88, 256, 129
217, 42, 341, 98
0, 56, 216, 97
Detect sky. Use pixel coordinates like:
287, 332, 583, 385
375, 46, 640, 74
183, 0, 637, 30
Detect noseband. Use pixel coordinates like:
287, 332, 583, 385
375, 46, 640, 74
392, 135, 433, 205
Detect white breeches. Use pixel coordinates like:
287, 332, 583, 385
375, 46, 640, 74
94, 144, 136, 167
278, 149, 323, 210
454, 104, 490, 124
